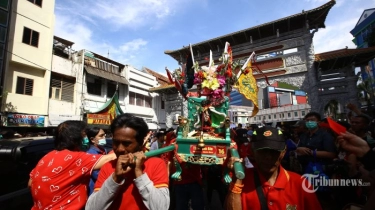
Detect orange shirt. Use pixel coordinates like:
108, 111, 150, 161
241, 166, 322, 210
94, 157, 168, 210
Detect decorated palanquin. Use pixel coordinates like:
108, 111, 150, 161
146, 42, 268, 183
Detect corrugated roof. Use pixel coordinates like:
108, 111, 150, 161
143, 67, 170, 85
314, 46, 375, 70
85, 66, 129, 85
149, 84, 175, 92
315, 47, 375, 62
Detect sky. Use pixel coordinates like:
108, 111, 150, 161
54, 0, 375, 74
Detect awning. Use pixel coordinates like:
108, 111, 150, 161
85, 65, 129, 85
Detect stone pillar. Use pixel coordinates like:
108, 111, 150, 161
303, 32, 320, 114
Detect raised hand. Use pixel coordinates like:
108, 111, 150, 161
337, 132, 370, 157
112, 153, 135, 183
133, 151, 146, 178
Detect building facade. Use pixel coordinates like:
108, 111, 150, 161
350, 8, 375, 81
1, 0, 55, 128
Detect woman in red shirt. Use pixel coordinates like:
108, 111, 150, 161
28, 120, 116, 210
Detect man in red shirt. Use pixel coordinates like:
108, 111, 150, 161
86, 114, 169, 210
224, 127, 321, 210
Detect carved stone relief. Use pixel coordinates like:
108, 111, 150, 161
257, 74, 306, 89
285, 55, 304, 67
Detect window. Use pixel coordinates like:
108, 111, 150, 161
107, 82, 117, 97
16, 77, 33, 95
0, 9, 8, 26
136, 95, 144, 106
144, 96, 152, 108
301, 111, 306, 117
294, 112, 298, 117
27, 0, 42, 7
288, 112, 291, 117
268, 115, 271, 119
129, 92, 135, 105
87, 79, 101, 96
22, 27, 39, 47
161, 98, 165, 109
50, 75, 74, 102
129, 91, 152, 108
0, 0, 9, 9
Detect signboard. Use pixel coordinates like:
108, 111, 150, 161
48, 114, 81, 126
190, 145, 217, 155
87, 114, 111, 125
7, 114, 45, 127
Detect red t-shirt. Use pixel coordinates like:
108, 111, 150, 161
94, 157, 169, 210
241, 166, 321, 210
29, 150, 102, 210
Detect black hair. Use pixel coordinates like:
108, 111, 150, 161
355, 114, 371, 125
86, 127, 101, 144
110, 114, 148, 145
54, 120, 87, 151
304, 112, 321, 121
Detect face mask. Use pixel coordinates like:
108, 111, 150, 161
98, 138, 107, 146
305, 121, 318, 129
82, 136, 89, 146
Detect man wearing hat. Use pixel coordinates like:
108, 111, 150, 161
224, 127, 321, 210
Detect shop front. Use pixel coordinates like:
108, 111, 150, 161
85, 92, 124, 130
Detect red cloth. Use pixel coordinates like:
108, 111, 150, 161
241, 166, 322, 210
173, 163, 202, 185
239, 143, 252, 159
29, 150, 102, 210
94, 157, 169, 210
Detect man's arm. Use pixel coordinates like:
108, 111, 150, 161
86, 173, 124, 210
93, 153, 116, 170
224, 179, 243, 210
317, 132, 337, 159
134, 173, 170, 210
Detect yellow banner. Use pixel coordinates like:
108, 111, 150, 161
237, 66, 259, 117
87, 114, 111, 125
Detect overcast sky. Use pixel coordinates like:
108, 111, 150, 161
54, 0, 375, 73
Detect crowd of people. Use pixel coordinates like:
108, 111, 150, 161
26, 103, 375, 210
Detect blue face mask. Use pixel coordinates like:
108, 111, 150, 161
98, 138, 107, 146
305, 121, 318, 129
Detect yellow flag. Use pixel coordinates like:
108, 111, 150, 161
237, 63, 258, 117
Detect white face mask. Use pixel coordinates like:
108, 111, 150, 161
98, 138, 107, 145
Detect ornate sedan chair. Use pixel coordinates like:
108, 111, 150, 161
146, 42, 266, 182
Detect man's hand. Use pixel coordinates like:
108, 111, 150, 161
337, 132, 370, 157
133, 151, 146, 178
112, 153, 135, 183
296, 147, 312, 156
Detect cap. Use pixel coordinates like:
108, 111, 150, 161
251, 127, 285, 151
291, 120, 305, 127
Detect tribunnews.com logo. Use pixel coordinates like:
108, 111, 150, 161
301, 174, 371, 193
